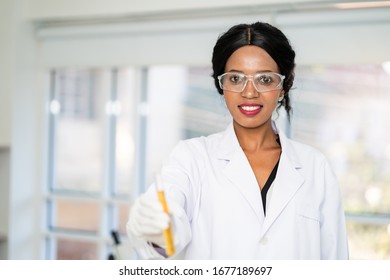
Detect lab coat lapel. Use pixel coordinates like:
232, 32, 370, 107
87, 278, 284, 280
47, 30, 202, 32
259, 128, 305, 239
218, 124, 265, 225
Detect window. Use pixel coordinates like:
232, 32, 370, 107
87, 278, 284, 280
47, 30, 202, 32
46, 68, 137, 259
45, 65, 229, 259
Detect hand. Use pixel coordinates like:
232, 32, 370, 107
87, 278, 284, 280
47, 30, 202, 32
127, 193, 170, 248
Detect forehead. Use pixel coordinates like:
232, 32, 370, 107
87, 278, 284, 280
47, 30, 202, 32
225, 46, 279, 72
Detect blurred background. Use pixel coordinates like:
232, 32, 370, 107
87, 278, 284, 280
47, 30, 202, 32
0, 0, 389, 260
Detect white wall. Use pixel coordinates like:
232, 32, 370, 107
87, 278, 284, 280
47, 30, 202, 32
1, 0, 43, 259
0, 0, 15, 260
35, 7, 390, 67
0, 0, 14, 147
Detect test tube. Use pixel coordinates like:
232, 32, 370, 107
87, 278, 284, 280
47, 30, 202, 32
155, 172, 175, 256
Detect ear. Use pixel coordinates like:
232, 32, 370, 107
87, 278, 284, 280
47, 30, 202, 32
278, 90, 285, 102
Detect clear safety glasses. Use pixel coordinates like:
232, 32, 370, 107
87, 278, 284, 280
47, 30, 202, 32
218, 71, 285, 93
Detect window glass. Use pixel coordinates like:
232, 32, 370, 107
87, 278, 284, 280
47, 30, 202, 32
54, 69, 109, 193
50, 198, 100, 233
182, 66, 231, 138
56, 238, 98, 260
145, 65, 230, 186
294, 64, 390, 214
117, 203, 130, 236
115, 68, 137, 196
347, 221, 390, 259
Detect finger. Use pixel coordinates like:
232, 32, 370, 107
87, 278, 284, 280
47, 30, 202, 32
139, 195, 165, 213
137, 203, 166, 221
132, 213, 170, 236
133, 222, 164, 236
128, 215, 162, 237
135, 211, 170, 230
129, 196, 161, 222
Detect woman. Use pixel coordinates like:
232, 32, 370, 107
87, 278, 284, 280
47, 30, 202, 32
127, 22, 349, 259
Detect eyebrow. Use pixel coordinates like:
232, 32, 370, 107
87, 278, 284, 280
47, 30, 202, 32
226, 69, 275, 74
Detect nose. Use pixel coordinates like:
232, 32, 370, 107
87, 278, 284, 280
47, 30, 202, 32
241, 78, 259, 98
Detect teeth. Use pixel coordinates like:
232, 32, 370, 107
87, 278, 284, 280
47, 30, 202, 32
241, 106, 260, 111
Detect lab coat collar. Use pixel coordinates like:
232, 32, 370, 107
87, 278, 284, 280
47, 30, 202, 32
218, 121, 305, 235
216, 122, 238, 160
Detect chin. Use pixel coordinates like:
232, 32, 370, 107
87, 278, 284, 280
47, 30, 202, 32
234, 118, 269, 129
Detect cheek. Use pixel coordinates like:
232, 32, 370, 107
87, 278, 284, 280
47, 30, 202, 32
223, 94, 237, 112
224, 92, 240, 115
267, 93, 281, 107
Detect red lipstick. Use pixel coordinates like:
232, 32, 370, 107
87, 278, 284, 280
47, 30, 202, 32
238, 103, 262, 116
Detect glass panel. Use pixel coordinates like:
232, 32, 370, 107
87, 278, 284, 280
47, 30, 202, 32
183, 66, 231, 138
347, 221, 390, 259
117, 203, 130, 236
56, 238, 98, 260
146, 65, 230, 185
293, 64, 390, 214
51, 198, 100, 233
54, 69, 109, 192
115, 68, 137, 195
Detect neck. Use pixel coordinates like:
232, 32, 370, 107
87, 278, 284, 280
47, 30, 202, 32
233, 120, 278, 153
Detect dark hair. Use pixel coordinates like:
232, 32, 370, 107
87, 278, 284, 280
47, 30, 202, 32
211, 22, 295, 121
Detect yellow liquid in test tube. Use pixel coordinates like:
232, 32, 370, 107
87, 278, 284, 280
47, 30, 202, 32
156, 173, 175, 256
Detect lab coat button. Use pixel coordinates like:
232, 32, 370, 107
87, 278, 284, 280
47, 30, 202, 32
260, 237, 268, 245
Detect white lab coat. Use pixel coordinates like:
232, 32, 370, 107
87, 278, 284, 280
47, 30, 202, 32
128, 122, 349, 259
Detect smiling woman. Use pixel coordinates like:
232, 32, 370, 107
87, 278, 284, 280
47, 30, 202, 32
126, 22, 349, 260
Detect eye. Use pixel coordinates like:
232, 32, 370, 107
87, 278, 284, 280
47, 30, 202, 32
256, 74, 274, 85
227, 73, 244, 84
